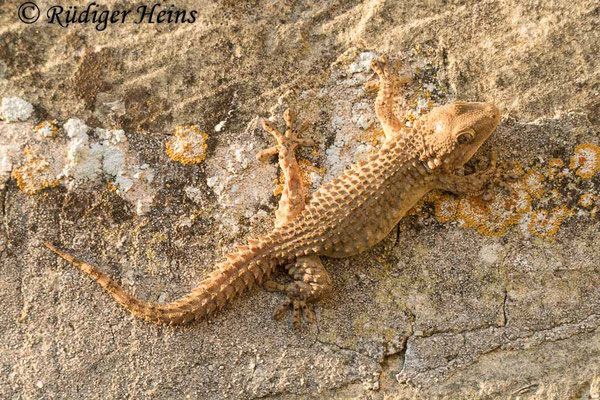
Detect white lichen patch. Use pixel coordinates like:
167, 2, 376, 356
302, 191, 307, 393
199, 136, 278, 235
320, 49, 383, 181
0, 97, 33, 122
60, 119, 103, 185
205, 141, 276, 212
0, 121, 34, 189
578, 193, 597, 208
166, 125, 209, 164
479, 243, 503, 264
0, 145, 13, 189
1, 117, 157, 214
95, 127, 156, 215
523, 168, 545, 199
184, 186, 206, 205
58, 121, 156, 212
347, 51, 379, 73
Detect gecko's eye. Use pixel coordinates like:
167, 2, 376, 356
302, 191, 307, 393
457, 130, 474, 144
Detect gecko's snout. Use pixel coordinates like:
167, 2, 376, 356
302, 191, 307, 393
467, 102, 501, 139
485, 103, 502, 126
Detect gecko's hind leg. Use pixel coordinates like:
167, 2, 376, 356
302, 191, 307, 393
264, 255, 332, 329
368, 56, 412, 141
257, 108, 331, 328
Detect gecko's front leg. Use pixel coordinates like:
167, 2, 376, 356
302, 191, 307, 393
257, 108, 332, 328
368, 56, 412, 141
436, 151, 520, 200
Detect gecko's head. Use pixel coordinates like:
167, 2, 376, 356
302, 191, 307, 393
420, 101, 501, 168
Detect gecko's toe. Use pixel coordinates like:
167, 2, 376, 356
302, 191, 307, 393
256, 146, 280, 162
272, 297, 317, 329
370, 56, 411, 94
261, 119, 286, 146
260, 109, 314, 162
264, 279, 286, 292
364, 80, 380, 92
273, 298, 292, 320
480, 159, 522, 201
370, 56, 388, 76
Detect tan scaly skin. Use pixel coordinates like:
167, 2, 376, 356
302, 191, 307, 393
45, 57, 516, 328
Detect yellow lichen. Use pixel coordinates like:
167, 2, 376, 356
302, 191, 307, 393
424, 144, 600, 238
523, 168, 545, 199
548, 158, 565, 180
528, 206, 573, 238
165, 125, 209, 165
18, 306, 28, 323
569, 143, 600, 178
273, 159, 325, 197
431, 193, 457, 222
429, 179, 533, 237
34, 120, 58, 138
578, 193, 597, 208
357, 127, 386, 147
405, 195, 427, 217
190, 209, 203, 223
455, 182, 532, 236
12, 146, 59, 195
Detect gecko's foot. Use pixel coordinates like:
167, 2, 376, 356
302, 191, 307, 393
264, 279, 316, 329
366, 56, 411, 93
256, 108, 315, 162
479, 150, 521, 201
273, 298, 316, 329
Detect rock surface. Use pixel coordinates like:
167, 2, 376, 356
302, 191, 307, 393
1, 0, 599, 399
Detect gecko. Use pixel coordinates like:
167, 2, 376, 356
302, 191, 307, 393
45, 57, 514, 328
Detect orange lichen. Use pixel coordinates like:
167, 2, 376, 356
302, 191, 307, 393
107, 181, 117, 192
569, 143, 600, 178
578, 193, 597, 208
165, 125, 209, 165
357, 127, 386, 147
423, 144, 600, 238
34, 120, 58, 138
548, 158, 564, 181
273, 159, 325, 197
455, 182, 532, 236
528, 206, 573, 238
523, 168, 545, 199
548, 158, 564, 168
12, 146, 59, 195
429, 178, 534, 237
431, 193, 457, 222
433, 190, 517, 236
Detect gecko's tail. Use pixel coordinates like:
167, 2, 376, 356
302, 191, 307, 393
44, 240, 276, 325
